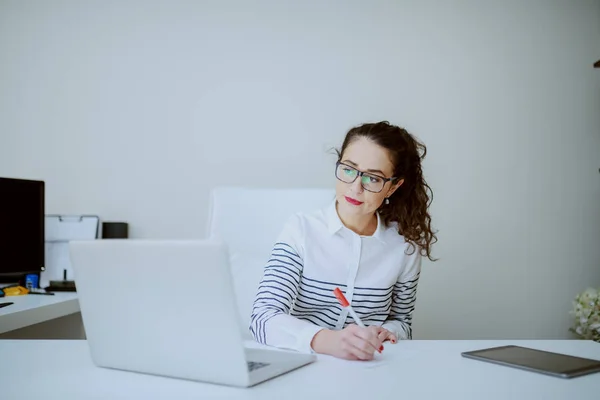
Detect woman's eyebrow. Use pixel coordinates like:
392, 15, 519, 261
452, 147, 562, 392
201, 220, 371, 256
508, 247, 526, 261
342, 159, 386, 176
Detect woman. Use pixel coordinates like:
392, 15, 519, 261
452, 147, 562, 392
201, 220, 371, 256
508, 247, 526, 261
250, 121, 436, 361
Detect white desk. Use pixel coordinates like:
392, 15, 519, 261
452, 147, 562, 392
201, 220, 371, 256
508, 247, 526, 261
1, 339, 598, 399
0, 293, 80, 337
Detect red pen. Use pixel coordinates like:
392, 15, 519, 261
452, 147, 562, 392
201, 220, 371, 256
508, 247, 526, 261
333, 287, 365, 328
334, 287, 383, 353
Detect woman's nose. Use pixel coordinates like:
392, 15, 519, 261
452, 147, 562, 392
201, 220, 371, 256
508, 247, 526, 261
350, 177, 364, 193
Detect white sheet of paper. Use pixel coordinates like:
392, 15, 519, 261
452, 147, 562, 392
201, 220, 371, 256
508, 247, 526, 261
318, 353, 388, 369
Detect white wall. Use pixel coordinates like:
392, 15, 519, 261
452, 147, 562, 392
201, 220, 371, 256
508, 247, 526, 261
1, 0, 599, 340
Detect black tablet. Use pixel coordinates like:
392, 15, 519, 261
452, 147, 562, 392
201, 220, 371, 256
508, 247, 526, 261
461, 345, 600, 379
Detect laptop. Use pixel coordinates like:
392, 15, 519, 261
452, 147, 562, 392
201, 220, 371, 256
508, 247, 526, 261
69, 239, 316, 387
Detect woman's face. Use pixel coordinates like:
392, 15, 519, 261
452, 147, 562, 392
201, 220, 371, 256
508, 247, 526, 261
335, 137, 403, 219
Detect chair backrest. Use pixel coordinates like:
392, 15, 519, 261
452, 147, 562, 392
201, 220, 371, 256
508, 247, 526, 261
206, 187, 335, 337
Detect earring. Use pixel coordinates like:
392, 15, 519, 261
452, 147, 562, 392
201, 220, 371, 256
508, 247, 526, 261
384, 198, 390, 205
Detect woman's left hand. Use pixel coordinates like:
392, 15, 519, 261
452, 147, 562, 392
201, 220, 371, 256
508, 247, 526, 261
378, 328, 397, 344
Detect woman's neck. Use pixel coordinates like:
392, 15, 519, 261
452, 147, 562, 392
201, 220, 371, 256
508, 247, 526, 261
336, 203, 378, 236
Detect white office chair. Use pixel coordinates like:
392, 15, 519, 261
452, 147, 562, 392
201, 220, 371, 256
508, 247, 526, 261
206, 187, 335, 338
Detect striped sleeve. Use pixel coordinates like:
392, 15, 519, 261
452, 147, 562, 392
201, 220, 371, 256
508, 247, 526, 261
382, 248, 422, 340
249, 214, 324, 353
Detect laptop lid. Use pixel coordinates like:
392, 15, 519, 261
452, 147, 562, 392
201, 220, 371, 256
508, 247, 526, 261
69, 239, 251, 386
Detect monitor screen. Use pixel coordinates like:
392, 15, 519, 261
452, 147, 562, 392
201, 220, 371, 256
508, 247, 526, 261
0, 177, 45, 280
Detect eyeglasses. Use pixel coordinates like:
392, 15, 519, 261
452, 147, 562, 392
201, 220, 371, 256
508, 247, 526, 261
334, 161, 396, 193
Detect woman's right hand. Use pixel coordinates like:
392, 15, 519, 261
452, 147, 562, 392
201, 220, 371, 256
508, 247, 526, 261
310, 325, 385, 360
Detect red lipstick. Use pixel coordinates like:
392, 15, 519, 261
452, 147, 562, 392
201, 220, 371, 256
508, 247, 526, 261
344, 196, 363, 206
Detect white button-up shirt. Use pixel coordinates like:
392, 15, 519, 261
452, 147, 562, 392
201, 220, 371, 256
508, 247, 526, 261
250, 200, 421, 353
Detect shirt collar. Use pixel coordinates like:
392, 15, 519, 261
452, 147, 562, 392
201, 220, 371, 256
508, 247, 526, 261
326, 200, 344, 235
326, 200, 387, 243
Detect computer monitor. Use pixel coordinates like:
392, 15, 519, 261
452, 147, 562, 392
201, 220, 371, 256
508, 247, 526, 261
0, 177, 45, 283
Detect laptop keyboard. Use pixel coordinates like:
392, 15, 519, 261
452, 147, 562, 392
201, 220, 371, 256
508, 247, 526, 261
247, 361, 269, 372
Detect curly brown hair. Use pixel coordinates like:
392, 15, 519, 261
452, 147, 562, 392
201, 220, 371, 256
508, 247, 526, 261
336, 121, 438, 261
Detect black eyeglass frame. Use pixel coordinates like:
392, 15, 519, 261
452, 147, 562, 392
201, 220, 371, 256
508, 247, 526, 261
334, 161, 398, 193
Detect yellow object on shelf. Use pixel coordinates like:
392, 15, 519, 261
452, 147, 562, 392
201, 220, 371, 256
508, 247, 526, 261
2, 286, 29, 296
